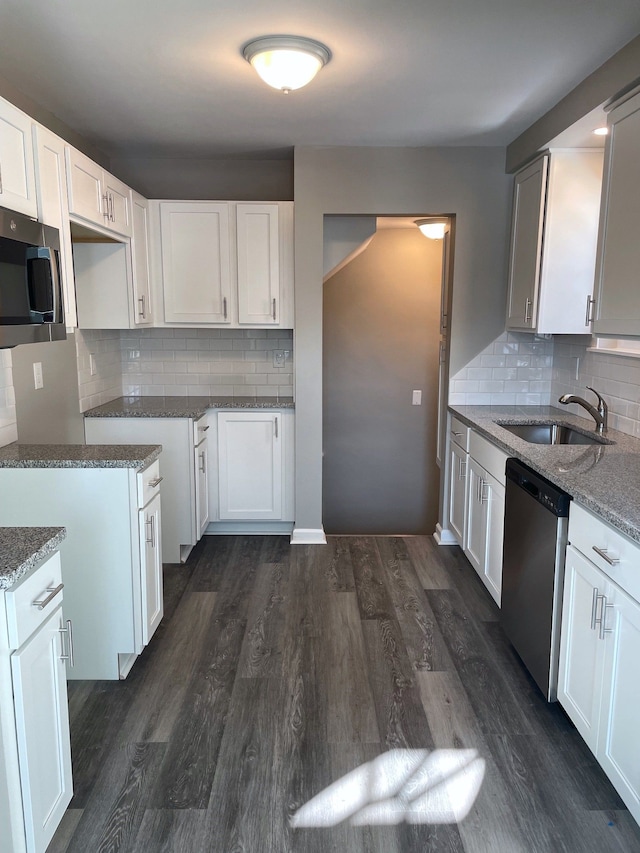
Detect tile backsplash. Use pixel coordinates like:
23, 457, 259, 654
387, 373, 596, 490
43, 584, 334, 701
449, 332, 554, 406
76, 329, 124, 413
0, 349, 17, 447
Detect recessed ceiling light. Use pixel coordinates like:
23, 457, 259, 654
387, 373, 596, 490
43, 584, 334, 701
593, 126, 609, 136
243, 36, 331, 94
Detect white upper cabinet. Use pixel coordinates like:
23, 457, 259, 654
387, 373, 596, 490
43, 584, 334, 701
236, 203, 280, 324
65, 147, 132, 237
131, 191, 153, 325
32, 125, 77, 329
160, 202, 231, 323
592, 88, 640, 336
0, 97, 37, 218
151, 200, 294, 328
506, 149, 603, 334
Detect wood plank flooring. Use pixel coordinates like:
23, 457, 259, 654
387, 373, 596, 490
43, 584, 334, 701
48, 535, 640, 853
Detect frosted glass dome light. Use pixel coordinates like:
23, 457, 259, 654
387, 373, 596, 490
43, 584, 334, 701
415, 219, 448, 240
243, 36, 331, 93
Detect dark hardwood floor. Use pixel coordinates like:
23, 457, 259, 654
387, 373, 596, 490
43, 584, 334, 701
48, 535, 640, 853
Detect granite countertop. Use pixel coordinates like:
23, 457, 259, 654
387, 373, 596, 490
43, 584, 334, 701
0, 443, 161, 469
450, 404, 640, 544
0, 526, 66, 590
84, 395, 295, 419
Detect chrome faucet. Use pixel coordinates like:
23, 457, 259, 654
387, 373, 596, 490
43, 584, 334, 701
558, 386, 608, 435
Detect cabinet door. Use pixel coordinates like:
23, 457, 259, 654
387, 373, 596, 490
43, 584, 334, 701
483, 473, 504, 606
161, 202, 231, 323
448, 441, 467, 547
139, 492, 163, 646
11, 607, 73, 853
236, 203, 280, 324
506, 154, 548, 331
597, 582, 640, 822
65, 146, 105, 227
33, 125, 77, 329
464, 458, 486, 575
103, 171, 132, 237
593, 94, 640, 336
131, 192, 152, 325
0, 97, 37, 217
218, 411, 282, 520
557, 545, 607, 754
195, 438, 209, 537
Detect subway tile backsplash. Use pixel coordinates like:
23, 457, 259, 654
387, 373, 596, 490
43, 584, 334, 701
75, 328, 294, 410
0, 349, 17, 447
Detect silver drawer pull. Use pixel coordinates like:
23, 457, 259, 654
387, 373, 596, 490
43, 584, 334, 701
199, 425, 210, 432
59, 619, 74, 667
32, 583, 64, 610
592, 545, 619, 566
451, 431, 463, 437
590, 587, 600, 630
148, 476, 164, 487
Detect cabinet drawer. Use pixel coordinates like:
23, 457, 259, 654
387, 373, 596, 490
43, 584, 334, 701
569, 503, 640, 604
137, 459, 162, 509
469, 430, 508, 485
193, 416, 209, 447
450, 416, 470, 451
5, 551, 63, 649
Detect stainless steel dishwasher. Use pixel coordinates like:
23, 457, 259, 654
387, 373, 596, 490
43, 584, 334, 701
501, 458, 571, 701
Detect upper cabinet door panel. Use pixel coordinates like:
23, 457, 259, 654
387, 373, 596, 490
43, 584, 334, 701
593, 94, 640, 336
161, 202, 231, 323
131, 192, 152, 325
65, 147, 104, 226
506, 154, 548, 331
103, 171, 132, 237
0, 97, 37, 217
236, 203, 280, 324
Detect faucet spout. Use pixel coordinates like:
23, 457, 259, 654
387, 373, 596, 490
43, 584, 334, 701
558, 386, 608, 435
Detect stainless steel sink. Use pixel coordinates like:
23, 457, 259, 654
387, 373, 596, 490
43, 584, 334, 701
499, 422, 610, 445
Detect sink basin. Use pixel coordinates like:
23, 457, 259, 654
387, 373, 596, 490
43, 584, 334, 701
499, 422, 609, 445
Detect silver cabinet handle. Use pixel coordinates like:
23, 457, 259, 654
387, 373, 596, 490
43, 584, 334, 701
458, 458, 466, 480
150, 515, 156, 548
223, 296, 228, 320
145, 516, 153, 545
59, 619, 74, 667
102, 193, 110, 219
149, 476, 164, 487
590, 587, 600, 630
585, 295, 596, 326
109, 192, 115, 222
452, 431, 463, 437
524, 297, 532, 324
274, 416, 279, 439
272, 298, 277, 321
199, 451, 206, 473
138, 295, 146, 317
600, 601, 614, 640
33, 583, 64, 610
480, 481, 489, 504
592, 545, 619, 566
199, 425, 210, 432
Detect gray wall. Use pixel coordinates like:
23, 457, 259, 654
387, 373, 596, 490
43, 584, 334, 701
323, 227, 442, 534
323, 215, 377, 277
12, 333, 84, 444
294, 145, 512, 532
108, 156, 293, 200
507, 35, 640, 172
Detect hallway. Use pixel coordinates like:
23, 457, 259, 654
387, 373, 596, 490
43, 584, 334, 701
49, 535, 640, 852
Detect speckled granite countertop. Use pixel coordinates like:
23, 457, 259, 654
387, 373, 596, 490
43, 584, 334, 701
84, 395, 295, 419
0, 443, 161, 469
450, 404, 640, 544
0, 526, 66, 590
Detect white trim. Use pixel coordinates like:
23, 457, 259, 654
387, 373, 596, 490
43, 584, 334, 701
588, 346, 640, 359
433, 524, 459, 546
118, 653, 138, 680
290, 527, 327, 545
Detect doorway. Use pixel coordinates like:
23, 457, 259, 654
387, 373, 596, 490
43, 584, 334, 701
322, 218, 446, 534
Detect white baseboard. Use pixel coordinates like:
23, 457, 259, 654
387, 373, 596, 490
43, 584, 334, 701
433, 524, 459, 546
290, 527, 327, 545
204, 521, 294, 535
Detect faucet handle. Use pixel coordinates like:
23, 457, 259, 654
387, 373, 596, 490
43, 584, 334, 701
586, 386, 607, 410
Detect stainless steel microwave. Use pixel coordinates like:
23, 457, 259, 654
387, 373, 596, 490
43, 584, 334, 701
0, 207, 66, 348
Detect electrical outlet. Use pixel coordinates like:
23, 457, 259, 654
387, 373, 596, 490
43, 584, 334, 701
273, 350, 286, 368
33, 362, 43, 390
89, 353, 97, 376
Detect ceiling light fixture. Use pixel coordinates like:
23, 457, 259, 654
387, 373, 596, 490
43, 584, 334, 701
415, 218, 448, 240
243, 35, 331, 94
593, 126, 609, 136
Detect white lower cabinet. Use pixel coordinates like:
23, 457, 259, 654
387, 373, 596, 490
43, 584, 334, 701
0, 551, 72, 853
195, 434, 209, 538
558, 504, 640, 824
448, 437, 468, 546
0, 461, 163, 680
138, 490, 163, 645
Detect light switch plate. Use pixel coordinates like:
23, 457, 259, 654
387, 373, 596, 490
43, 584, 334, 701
89, 353, 97, 376
33, 362, 43, 390
412, 390, 422, 405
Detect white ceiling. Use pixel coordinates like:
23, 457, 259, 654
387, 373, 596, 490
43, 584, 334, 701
1, 0, 639, 159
